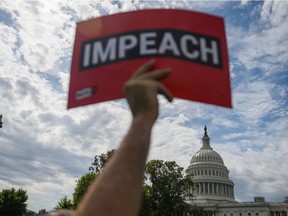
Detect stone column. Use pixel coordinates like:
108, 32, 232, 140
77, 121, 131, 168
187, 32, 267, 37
210, 182, 212, 194
227, 185, 229, 196
228, 185, 231, 197
228, 185, 230, 196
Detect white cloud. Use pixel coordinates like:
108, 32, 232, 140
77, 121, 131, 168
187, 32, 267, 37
228, 1, 288, 73
0, 25, 17, 63
261, 0, 288, 26
234, 81, 279, 126
151, 119, 200, 169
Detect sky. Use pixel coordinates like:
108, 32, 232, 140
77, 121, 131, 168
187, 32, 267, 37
0, 0, 287, 212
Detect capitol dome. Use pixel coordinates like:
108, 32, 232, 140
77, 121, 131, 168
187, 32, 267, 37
190, 148, 224, 165
186, 126, 235, 204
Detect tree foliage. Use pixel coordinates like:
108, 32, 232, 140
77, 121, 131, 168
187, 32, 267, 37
89, 149, 115, 173
140, 160, 194, 216
139, 185, 153, 216
73, 172, 97, 207
0, 188, 28, 216
55, 196, 74, 210
37, 208, 47, 215
26, 210, 37, 216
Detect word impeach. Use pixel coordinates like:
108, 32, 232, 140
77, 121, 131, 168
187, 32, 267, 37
80, 29, 222, 70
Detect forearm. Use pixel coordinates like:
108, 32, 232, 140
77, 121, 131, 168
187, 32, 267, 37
76, 116, 154, 216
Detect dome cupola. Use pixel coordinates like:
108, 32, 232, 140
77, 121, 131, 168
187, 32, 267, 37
202, 125, 211, 149
190, 126, 224, 165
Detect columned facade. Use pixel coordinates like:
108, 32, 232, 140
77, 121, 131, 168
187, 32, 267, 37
193, 182, 235, 197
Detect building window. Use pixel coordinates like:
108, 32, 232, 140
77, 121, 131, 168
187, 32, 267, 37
248, 213, 251, 216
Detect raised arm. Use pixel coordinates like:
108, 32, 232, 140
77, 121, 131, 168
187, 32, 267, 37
47, 60, 172, 216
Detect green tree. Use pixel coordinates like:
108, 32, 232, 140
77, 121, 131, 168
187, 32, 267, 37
139, 185, 153, 216
0, 188, 28, 216
89, 149, 115, 173
55, 196, 74, 210
37, 208, 47, 215
141, 160, 194, 216
73, 172, 97, 207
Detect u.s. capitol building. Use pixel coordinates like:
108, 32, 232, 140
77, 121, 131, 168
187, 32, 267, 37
185, 127, 288, 216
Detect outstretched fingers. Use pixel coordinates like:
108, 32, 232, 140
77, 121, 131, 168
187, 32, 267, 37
154, 81, 173, 102
139, 68, 171, 81
132, 60, 155, 79
132, 60, 171, 82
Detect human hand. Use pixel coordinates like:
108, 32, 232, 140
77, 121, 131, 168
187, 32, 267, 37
123, 60, 173, 123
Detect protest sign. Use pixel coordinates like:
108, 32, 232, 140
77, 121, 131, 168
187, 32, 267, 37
68, 9, 232, 109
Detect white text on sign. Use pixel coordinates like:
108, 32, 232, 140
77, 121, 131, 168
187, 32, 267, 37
80, 29, 222, 70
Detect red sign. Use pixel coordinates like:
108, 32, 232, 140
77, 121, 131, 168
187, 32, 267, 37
68, 9, 232, 109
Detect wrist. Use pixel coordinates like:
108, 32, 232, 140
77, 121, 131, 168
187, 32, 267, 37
132, 114, 156, 128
